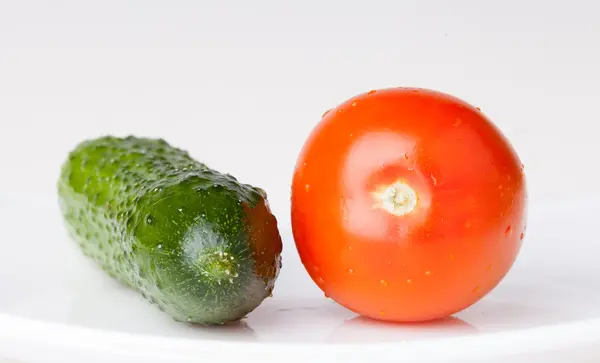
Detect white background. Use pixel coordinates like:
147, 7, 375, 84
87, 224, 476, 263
1, 1, 600, 361
1, 0, 599, 223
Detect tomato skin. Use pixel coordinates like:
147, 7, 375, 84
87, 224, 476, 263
291, 88, 526, 322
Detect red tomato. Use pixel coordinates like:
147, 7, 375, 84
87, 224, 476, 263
291, 88, 526, 322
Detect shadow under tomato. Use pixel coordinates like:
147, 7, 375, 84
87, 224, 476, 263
326, 314, 477, 344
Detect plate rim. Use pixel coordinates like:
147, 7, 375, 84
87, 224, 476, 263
2, 310, 600, 362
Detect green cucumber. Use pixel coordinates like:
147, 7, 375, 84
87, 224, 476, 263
57, 136, 283, 325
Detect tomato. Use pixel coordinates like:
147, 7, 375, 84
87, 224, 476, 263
291, 88, 527, 322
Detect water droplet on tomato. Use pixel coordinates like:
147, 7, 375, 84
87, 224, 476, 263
476, 107, 481, 111
425, 270, 432, 275
322, 109, 331, 118
380, 279, 388, 287
449, 253, 455, 261
347, 268, 354, 274
379, 311, 386, 316
505, 225, 512, 235
368, 90, 377, 95
520, 232, 525, 240
473, 285, 480, 293
406, 278, 413, 284
305, 184, 310, 191
486, 263, 493, 271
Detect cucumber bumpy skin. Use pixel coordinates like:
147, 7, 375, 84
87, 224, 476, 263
57, 136, 283, 325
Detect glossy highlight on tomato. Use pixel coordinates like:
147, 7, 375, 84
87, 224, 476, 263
291, 87, 527, 322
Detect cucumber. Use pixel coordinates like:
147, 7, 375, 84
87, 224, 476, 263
57, 136, 283, 325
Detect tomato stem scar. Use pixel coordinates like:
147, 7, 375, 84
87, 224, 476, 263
373, 181, 418, 216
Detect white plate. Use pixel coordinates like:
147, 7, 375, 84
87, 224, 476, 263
1, 193, 599, 363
